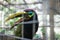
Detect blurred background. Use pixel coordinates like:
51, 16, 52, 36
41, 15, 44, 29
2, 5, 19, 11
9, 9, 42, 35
0, 0, 60, 40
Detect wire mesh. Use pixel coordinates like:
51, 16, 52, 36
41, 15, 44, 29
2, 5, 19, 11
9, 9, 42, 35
0, 0, 43, 40
1, 0, 60, 40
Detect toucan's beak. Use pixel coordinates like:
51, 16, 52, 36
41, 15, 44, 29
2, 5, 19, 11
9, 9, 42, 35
5, 12, 27, 22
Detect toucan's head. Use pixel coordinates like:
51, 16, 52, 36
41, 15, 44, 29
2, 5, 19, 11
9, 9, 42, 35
5, 9, 35, 22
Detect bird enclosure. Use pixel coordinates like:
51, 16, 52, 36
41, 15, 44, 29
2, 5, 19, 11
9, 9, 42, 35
0, 0, 60, 40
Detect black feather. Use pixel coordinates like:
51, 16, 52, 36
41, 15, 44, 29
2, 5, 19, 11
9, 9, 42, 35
23, 9, 39, 39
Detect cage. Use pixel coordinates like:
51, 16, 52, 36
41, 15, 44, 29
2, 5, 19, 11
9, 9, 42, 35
0, 0, 60, 40
0, 0, 42, 40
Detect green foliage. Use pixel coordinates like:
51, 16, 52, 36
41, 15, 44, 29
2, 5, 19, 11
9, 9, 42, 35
14, 24, 22, 37
41, 27, 46, 33
8, 17, 22, 37
10, 21, 14, 26
8, 18, 20, 26
0, 28, 2, 32
55, 33, 60, 40
33, 34, 40, 39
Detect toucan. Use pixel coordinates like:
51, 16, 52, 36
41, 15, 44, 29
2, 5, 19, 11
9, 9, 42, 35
5, 9, 39, 40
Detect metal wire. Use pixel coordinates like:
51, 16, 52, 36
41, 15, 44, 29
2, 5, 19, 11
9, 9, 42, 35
0, 0, 43, 40
32, 13, 36, 40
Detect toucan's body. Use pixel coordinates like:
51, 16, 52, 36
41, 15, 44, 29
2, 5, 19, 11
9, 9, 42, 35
23, 12, 38, 39
5, 9, 39, 40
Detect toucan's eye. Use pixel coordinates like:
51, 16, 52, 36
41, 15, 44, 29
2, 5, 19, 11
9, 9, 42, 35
28, 12, 33, 15
28, 11, 34, 18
